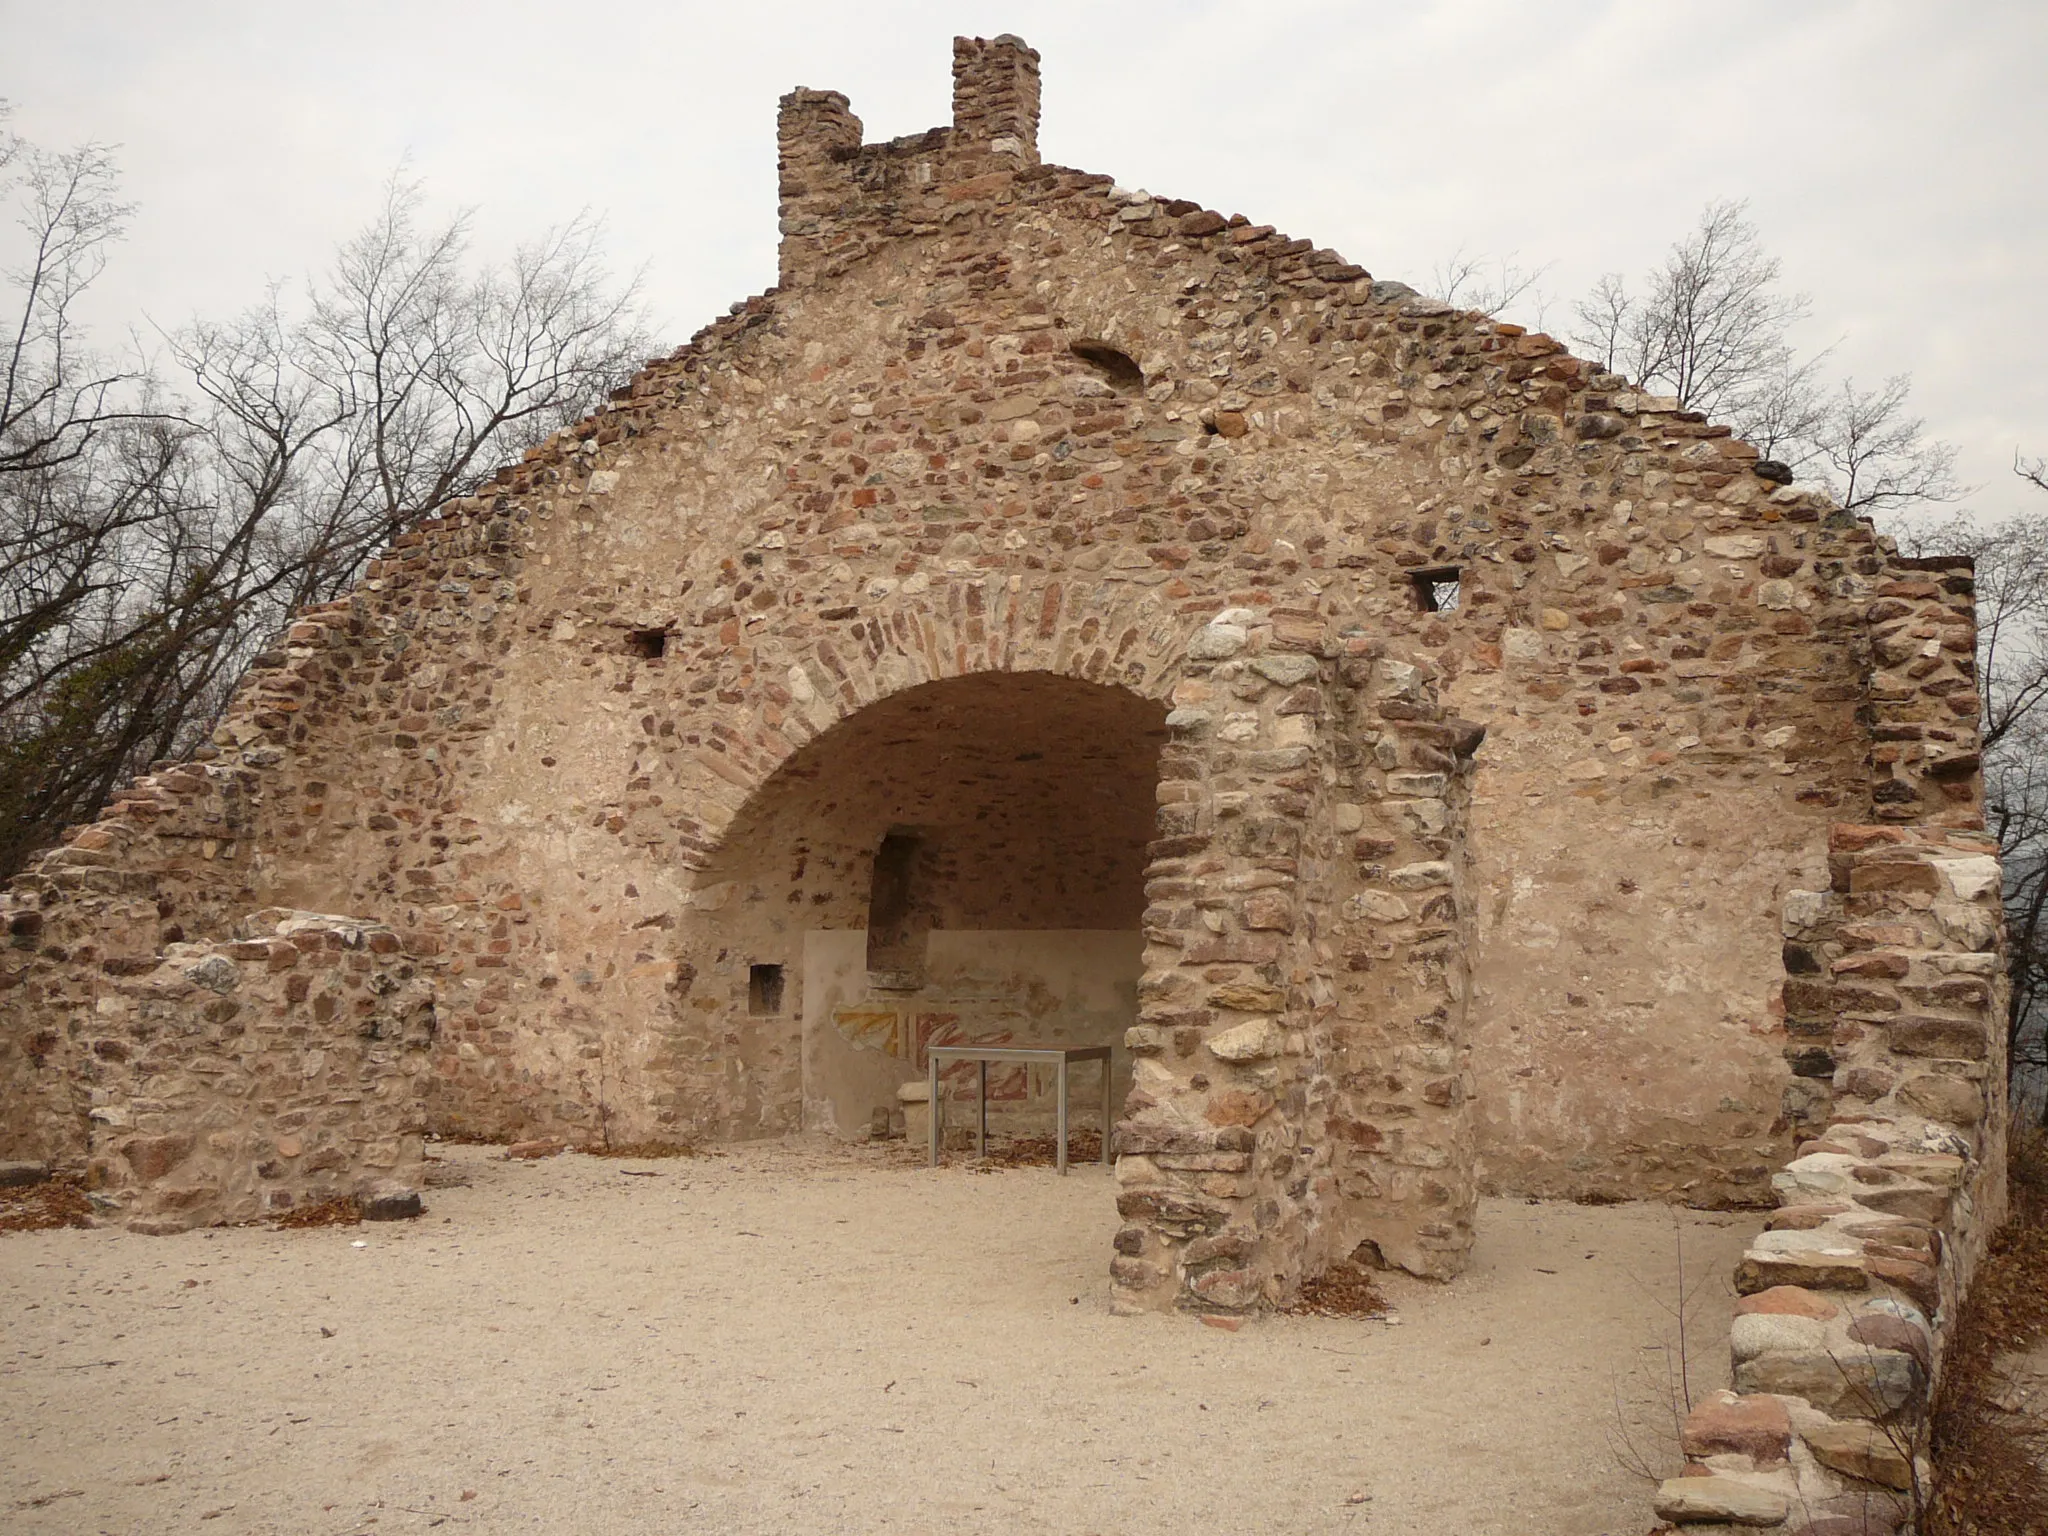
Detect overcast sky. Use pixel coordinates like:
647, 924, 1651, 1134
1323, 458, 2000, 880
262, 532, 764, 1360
4, 0, 2043, 521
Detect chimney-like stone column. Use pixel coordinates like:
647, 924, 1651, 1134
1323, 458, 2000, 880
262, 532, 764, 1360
776, 88, 863, 286
951, 34, 1040, 163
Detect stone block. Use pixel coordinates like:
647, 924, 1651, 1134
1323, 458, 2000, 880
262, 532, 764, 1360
1887, 1014, 1986, 1058
1801, 1420, 1913, 1490
1652, 1474, 1790, 1526
1735, 1285, 1840, 1320
1731, 1312, 1827, 1361
1207, 1018, 1284, 1062
1734, 1347, 1922, 1419
361, 1184, 423, 1221
1680, 1390, 1793, 1462
121, 1133, 197, 1181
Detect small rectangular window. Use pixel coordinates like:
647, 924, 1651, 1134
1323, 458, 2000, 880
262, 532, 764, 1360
1410, 567, 1461, 614
748, 963, 785, 1015
627, 628, 668, 659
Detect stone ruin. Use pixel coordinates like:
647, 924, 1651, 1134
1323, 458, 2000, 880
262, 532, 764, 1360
0, 35, 2010, 1528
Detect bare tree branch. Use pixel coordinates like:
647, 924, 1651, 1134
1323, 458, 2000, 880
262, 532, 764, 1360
0, 136, 652, 878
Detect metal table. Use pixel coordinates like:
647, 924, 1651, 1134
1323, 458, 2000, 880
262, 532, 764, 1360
926, 1044, 1113, 1175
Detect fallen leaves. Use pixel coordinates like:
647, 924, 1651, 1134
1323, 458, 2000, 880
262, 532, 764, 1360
0, 1178, 92, 1234
1284, 1261, 1391, 1320
273, 1196, 362, 1229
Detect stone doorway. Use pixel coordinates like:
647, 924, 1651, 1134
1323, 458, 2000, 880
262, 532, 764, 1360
696, 671, 1169, 1145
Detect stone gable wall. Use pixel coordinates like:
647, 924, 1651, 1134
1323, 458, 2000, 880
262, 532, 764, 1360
0, 30, 2003, 1356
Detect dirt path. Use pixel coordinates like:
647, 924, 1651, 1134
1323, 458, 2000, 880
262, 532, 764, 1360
1, 1140, 1750, 1534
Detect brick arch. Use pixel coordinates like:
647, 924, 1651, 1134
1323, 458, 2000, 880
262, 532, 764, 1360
672, 574, 1214, 875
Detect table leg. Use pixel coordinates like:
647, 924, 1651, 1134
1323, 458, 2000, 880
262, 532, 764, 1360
928, 1050, 940, 1167
1057, 1058, 1069, 1176
1101, 1055, 1113, 1164
977, 1060, 988, 1160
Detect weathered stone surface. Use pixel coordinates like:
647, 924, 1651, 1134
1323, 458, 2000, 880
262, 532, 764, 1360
0, 1161, 49, 1188
1845, 1310, 1931, 1370
1888, 1014, 1986, 1058
1680, 1390, 1792, 1462
1736, 1233, 1869, 1294
1802, 1419, 1913, 1489
1735, 1285, 1840, 1320
1734, 1348, 1922, 1419
1895, 1072, 1983, 1125
1768, 1205, 1855, 1232
1653, 1474, 1790, 1525
1207, 1019, 1284, 1063
1791, 1515, 1905, 1536
361, 1185, 424, 1221
1731, 1312, 1828, 1361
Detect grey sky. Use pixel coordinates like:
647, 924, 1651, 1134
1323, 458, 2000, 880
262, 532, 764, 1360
4, 0, 2043, 520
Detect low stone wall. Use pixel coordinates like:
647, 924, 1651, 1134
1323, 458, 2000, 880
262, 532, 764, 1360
1652, 824, 2008, 1532
81, 910, 435, 1233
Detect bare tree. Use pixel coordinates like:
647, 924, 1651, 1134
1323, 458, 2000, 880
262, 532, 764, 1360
2022, 450, 2048, 497
1572, 200, 1811, 428
1808, 373, 1961, 517
1429, 245, 1551, 323
1567, 199, 1960, 514
0, 110, 199, 872
0, 128, 653, 878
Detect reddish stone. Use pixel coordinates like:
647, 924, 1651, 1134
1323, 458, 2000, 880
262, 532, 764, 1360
1842, 1067, 1897, 1100
1203, 1090, 1271, 1128
1847, 1311, 1932, 1370
121, 1133, 196, 1181
1831, 825, 1907, 853
1734, 1285, 1840, 1320
1680, 1390, 1793, 1462
1865, 1254, 1940, 1313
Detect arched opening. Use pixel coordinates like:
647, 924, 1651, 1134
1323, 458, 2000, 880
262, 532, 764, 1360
1068, 339, 1145, 394
698, 671, 1168, 1144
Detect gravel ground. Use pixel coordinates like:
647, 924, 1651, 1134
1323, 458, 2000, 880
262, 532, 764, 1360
1, 1138, 1749, 1535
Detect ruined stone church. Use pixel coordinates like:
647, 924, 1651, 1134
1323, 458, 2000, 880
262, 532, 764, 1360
0, 34, 2005, 1354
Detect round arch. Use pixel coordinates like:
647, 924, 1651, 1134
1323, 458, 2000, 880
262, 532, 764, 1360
683, 669, 1169, 1143
660, 578, 1198, 875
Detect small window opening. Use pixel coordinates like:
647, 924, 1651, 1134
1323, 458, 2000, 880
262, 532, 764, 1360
1411, 568, 1461, 614
627, 627, 669, 660
866, 830, 926, 982
748, 963, 785, 1015
1069, 340, 1145, 394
